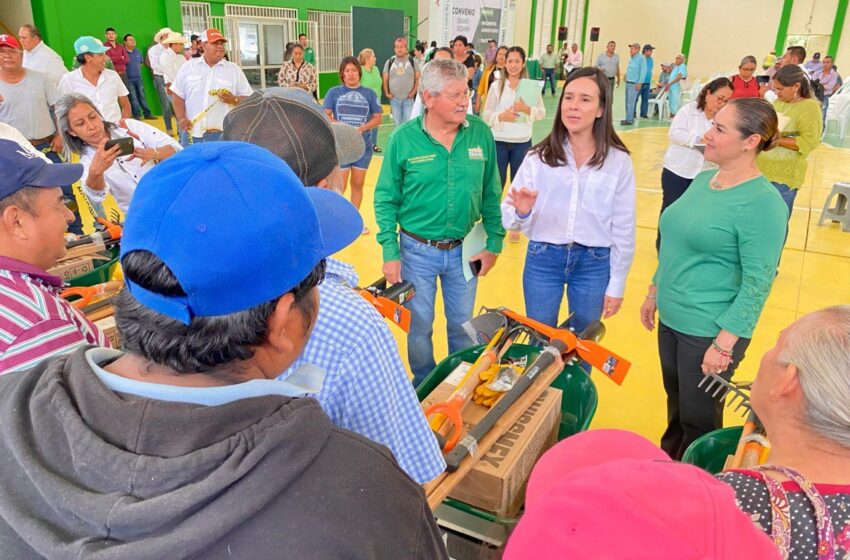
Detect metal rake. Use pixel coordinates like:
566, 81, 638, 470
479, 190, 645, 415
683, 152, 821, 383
697, 374, 752, 418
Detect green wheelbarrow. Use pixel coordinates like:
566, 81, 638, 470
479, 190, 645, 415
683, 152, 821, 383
67, 245, 120, 288
416, 343, 598, 547
681, 426, 744, 474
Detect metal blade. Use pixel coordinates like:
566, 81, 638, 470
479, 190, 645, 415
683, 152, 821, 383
461, 310, 506, 345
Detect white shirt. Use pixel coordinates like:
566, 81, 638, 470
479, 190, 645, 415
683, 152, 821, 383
58, 68, 129, 123
159, 48, 185, 84
662, 101, 715, 179
79, 119, 182, 212
0, 122, 50, 161
481, 80, 546, 143
170, 57, 253, 137
501, 145, 636, 298
148, 43, 166, 76
22, 41, 67, 87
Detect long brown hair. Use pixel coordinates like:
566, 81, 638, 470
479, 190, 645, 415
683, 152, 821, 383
498, 46, 529, 98
531, 66, 629, 169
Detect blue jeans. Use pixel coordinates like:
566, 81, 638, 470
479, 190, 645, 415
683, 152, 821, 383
541, 68, 556, 94
638, 82, 651, 118
181, 130, 223, 148
495, 140, 531, 189
368, 127, 378, 148
36, 143, 84, 234
127, 78, 153, 118
771, 182, 797, 219
390, 97, 415, 126
153, 74, 173, 133
400, 233, 478, 386
522, 241, 610, 339
624, 83, 639, 123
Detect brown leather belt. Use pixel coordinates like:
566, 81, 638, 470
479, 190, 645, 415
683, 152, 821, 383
28, 135, 54, 146
400, 228, 463, 250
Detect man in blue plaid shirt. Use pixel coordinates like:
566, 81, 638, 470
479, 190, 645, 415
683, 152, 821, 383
223, 88, 445, 484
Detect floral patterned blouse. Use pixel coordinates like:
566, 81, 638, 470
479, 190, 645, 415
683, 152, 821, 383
277, 60, 317, 93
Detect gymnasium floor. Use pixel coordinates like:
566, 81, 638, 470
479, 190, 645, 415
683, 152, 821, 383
90, 83, 850, 444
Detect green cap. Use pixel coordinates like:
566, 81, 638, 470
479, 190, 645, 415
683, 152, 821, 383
73, 36, 108, 56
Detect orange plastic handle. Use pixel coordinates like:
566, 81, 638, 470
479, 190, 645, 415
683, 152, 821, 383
60, 286, 97, 308
423, 396, 465, 452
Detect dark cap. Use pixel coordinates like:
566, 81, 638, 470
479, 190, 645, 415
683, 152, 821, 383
643, 44, 655, 52
0, 139, 83, 200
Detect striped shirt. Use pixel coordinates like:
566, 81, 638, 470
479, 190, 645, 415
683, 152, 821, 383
0, 257, 108, 375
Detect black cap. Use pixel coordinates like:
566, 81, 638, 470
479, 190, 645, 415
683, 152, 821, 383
643, 44, 655, 52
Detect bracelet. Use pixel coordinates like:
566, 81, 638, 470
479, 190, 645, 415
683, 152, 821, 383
645, 293, 656, 299
516, 209, 531, 219
152, 147, 160, 165
711, 338, 733, 358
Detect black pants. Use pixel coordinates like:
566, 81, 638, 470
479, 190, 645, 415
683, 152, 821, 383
656, 168, 694, 252
658, 322, 751, 460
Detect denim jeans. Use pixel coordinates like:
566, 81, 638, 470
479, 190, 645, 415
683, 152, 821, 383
390, 97, 415, 126
624, 82, 640, 123
541, 68, 556, 94
522, 241, 610, 338
127, 79, 152, 118
153, 74, 173, 133
181, 130, 223, 148
771, 182, 797, 219
36, 143, 83, 234
495, 140, 531, 189
638, 82, 651, 118
368, 127, 378, 148
400, 232, 478, 386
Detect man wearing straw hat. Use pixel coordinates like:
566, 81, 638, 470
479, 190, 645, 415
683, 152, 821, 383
147, 27, 175, 136
158, 32, 187, 94
171, 28, 252, 146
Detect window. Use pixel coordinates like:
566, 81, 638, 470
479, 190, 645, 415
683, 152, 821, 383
308, 10, 352, 73
180, 1, 211, 38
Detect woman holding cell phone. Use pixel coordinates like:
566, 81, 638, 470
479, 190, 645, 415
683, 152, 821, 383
501, 67, 635, 344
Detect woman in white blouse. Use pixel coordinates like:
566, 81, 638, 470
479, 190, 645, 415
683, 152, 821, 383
501, 67, 635, 348
56, 93, 181, 215
656, 77, 733, 250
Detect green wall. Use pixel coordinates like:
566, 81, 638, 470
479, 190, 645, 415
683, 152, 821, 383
31, 0, 417, 113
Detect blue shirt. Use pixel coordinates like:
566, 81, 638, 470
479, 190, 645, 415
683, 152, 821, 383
278, 258, 446, 484
625, 53, 647, 83
643, 56, 654, 84
126, 48, 144, 81
323, 85, 382, 140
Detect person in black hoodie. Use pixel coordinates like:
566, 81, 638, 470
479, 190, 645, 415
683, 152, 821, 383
0, 141, 448, 560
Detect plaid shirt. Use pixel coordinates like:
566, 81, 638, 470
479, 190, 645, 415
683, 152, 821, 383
0, 257, 108, 375
278, 258, 446, 483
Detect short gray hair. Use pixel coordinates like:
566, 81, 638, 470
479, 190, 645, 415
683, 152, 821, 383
420, 58, 467, 96
779, 305, 850, 447
55, 93, 115, 160
20, 24, 42, 40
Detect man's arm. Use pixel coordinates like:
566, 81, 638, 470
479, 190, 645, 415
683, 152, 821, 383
119, 96, 131, 118
374, 135, 404, 262
382, 65, 392, 99
171, 94, 191, 132
479, 130, 506, 258
0, 317, 107, 376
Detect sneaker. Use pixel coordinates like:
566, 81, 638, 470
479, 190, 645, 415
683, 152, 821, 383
620, 120, 634, 125
372, 145, 382, 153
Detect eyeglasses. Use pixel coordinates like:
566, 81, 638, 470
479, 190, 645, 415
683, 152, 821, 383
441, 89, 473, 102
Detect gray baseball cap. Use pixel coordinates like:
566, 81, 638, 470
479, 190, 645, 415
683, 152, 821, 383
223, 87, 365, 187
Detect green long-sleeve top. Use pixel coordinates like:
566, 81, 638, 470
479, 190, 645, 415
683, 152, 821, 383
756, 98, 823, 189
653, 170, 787, 338
374, 114, 505, 261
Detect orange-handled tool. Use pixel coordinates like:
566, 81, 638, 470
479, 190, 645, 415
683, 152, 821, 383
61, 281, 124, 309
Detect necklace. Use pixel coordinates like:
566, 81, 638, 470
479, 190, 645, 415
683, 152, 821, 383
710, 170, 760, 190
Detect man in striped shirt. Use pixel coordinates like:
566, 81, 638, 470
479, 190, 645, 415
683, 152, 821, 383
0, 139, 107, 375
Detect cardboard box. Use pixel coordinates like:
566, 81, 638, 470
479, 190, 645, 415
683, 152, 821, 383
48, 256, 94, 281
422, 362, 562, 517
94, 315, 120, 349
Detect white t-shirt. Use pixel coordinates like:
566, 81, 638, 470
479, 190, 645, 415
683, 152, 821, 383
662, 101, 716, 179
22, 41, 68, 87
481, 80, 546, 143
58, 68, 129, 123
0, 70, 59, 140
148, 43, 166, 76
170, 57, 253, 137
159, 48, 185, 85
79, 119, 182, 212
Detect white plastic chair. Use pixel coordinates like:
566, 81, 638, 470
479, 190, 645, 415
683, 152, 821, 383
824, 94, 850, 140
680, 81, 701, 104
648, 89, 669, 120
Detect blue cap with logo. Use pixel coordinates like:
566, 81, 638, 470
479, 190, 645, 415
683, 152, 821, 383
120, 141, 363, 324
73, 36, 108, 56
0, 139, 83, 199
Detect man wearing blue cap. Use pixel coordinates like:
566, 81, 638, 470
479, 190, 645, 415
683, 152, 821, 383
59, 36, 130, 123
0, 139, 107, 375
0, 142, 448, 559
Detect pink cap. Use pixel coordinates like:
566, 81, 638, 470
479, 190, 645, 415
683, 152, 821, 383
505, 430, 781, 560
0, 34, 22, 50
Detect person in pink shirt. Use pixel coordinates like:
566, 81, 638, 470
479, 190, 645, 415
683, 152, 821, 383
104, 26, 129, 86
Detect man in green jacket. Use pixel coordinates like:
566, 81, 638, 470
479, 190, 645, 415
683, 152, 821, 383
375, 58, 505, 385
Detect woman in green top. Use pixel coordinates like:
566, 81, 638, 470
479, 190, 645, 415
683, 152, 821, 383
359, 48, 384, 153
640, 98, 788, 459
757, 64, 823, 218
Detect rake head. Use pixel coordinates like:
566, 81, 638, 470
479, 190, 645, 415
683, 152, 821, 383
697, 374, 752, 418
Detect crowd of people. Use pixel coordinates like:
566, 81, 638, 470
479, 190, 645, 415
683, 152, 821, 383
0, 21, 847, 559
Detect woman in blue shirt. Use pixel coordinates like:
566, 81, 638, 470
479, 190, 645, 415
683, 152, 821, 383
323, 57, 383, 233
666, 54, 688, 116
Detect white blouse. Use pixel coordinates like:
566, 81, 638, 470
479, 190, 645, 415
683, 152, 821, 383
662, 101, 715, 179
501, 144, 636, 298
481, 80, 546, 143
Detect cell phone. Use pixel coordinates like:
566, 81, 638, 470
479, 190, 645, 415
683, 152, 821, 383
469, 259, 482, 276
104, 137, 135, 157
756, 75, 771, 85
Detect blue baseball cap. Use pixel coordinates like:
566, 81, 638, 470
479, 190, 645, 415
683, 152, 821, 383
73, 36, 108, 55
120, 142, 363, 324
0, 139, 83, 199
